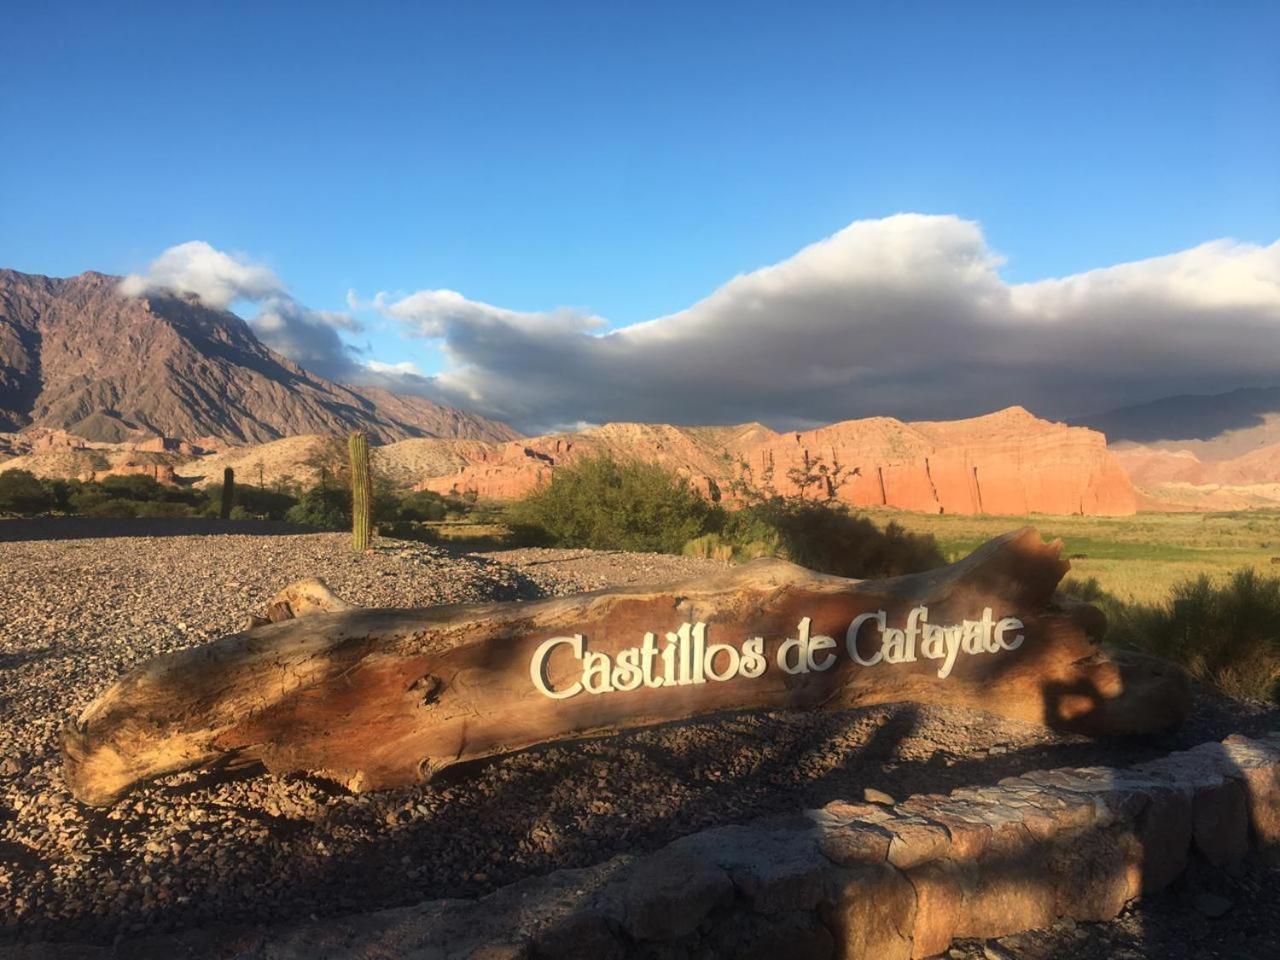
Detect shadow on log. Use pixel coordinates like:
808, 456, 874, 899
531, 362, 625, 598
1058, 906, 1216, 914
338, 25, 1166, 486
62, 527, 1191, 806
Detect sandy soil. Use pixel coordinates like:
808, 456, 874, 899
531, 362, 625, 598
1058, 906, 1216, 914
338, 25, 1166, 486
0, 519, 1275, 951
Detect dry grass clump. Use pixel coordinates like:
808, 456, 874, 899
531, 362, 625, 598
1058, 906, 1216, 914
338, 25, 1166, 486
1064, 569, 1280, 703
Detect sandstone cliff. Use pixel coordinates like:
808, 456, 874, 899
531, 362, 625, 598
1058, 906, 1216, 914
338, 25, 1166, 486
422, 407, 1137, 516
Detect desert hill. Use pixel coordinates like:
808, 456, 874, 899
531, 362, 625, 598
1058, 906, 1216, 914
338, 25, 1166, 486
1080, 386, 1280, 510
1079, 385, 1280, 460
0, 269, 518, 445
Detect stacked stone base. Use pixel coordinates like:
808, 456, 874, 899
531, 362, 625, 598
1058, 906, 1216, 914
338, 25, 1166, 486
12, 733, 1279, 960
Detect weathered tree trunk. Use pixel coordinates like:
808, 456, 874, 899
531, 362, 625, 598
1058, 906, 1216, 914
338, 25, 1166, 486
62, 528, 1190, 806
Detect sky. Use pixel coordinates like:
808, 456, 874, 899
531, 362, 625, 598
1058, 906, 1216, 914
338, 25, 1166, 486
2, 1, 1278, 432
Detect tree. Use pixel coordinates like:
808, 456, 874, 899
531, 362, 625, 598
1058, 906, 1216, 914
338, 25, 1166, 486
0, 469, 55, 515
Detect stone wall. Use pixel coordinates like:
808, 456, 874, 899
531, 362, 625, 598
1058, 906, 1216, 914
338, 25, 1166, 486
14, 733, 1279, 959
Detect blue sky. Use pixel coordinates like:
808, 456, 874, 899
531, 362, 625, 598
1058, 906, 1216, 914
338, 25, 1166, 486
2, 2, 1278, 428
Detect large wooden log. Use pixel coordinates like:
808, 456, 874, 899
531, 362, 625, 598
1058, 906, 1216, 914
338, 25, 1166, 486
62, 528, 1191, 806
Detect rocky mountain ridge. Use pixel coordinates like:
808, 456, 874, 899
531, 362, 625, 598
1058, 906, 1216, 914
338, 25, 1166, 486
0, 269, 519, 445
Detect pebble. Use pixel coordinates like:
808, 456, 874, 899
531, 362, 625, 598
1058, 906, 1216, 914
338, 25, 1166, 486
1, 524, 1276, 953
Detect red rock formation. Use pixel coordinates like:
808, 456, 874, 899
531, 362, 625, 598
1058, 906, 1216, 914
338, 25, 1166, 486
419, 407, 1137, 516
126, 436, 204, 456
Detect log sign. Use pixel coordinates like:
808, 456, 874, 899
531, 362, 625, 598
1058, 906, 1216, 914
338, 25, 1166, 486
530, 606, 1025, 700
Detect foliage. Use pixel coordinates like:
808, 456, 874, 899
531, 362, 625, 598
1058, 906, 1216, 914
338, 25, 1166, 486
507, 455, 719, 553
98, 474, 167, 502
729, 449, 852, 505
0, 469, 56, 514
397, 490, 449, 522
79, 498, 139, 519
204, 482, 298, 521
716, 499, 945, 579
284, 482, 351, 530
1063, 569, 1280, 703
376, 520, 440, 544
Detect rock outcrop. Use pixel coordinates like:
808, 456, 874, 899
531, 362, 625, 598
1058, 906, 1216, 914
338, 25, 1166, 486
423, 407, 1137, 516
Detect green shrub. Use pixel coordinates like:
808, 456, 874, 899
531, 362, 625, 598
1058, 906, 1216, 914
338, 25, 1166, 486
1063, 569, 1280, 703
377, 519, 439, 544
43, 478, 79, 512
99, 474, 166, 502
204, 482, 298, 520
285, 483, 351, 530
0, 469, 56, 515
81, 499, 139, 519
507, 455, 719, 553
719, 500, 945, 579
397, 490, 449, 522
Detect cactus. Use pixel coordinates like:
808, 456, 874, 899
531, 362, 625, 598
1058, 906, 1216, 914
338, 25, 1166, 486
219, 467, 235, 520
349, 431, 372, 552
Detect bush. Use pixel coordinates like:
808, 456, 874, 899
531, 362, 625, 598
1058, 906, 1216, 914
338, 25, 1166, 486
99, 474, 166, 502
377, 520, 439, 544
1063, 569, 1280, 703
285, 483, 351, 530
0, 469, 56, 515
717, 500, 945, 579
81, 499, 139, 519
507, 455, 719, 553
397, 490, 449, 522
204, 482, 298, 521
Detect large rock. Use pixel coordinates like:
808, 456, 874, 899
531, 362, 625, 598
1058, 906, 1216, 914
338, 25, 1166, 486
821, 863, 917, 960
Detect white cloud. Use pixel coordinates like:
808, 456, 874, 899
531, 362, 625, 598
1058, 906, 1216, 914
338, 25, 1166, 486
119, 241, 285, 309
368, 214, 1280, 432
120, 241, 366, 383
121, 221, 1280, 433
364, 359, 421, 375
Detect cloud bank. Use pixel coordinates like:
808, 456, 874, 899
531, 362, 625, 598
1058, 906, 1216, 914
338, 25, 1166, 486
123, 217, 1280, 433
372, 214, 1280, 432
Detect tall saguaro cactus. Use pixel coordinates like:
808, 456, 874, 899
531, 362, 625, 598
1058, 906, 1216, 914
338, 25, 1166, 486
219, 467, 235, 520
349, 431, 372, 552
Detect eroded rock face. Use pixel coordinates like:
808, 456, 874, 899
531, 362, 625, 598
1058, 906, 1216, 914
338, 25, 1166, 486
420, 407, 1137, 516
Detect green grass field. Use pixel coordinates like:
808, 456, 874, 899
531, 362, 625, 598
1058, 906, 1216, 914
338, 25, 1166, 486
858, 509, 1280, 603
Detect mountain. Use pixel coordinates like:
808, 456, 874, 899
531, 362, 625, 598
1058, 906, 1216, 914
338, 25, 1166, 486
1077, 386, 1280, 461
1073, 387, 1280, 510
0, 268, 520, 444
419, 407, 1137, 516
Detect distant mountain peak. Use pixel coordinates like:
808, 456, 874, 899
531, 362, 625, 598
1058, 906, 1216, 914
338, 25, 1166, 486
0, 267, 520, 444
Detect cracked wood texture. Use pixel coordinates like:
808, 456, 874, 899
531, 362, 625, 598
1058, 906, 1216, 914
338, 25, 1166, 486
62, 528, 1191, 806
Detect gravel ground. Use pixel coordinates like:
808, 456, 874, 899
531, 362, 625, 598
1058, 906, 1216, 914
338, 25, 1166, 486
0, 520, 1276, 952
